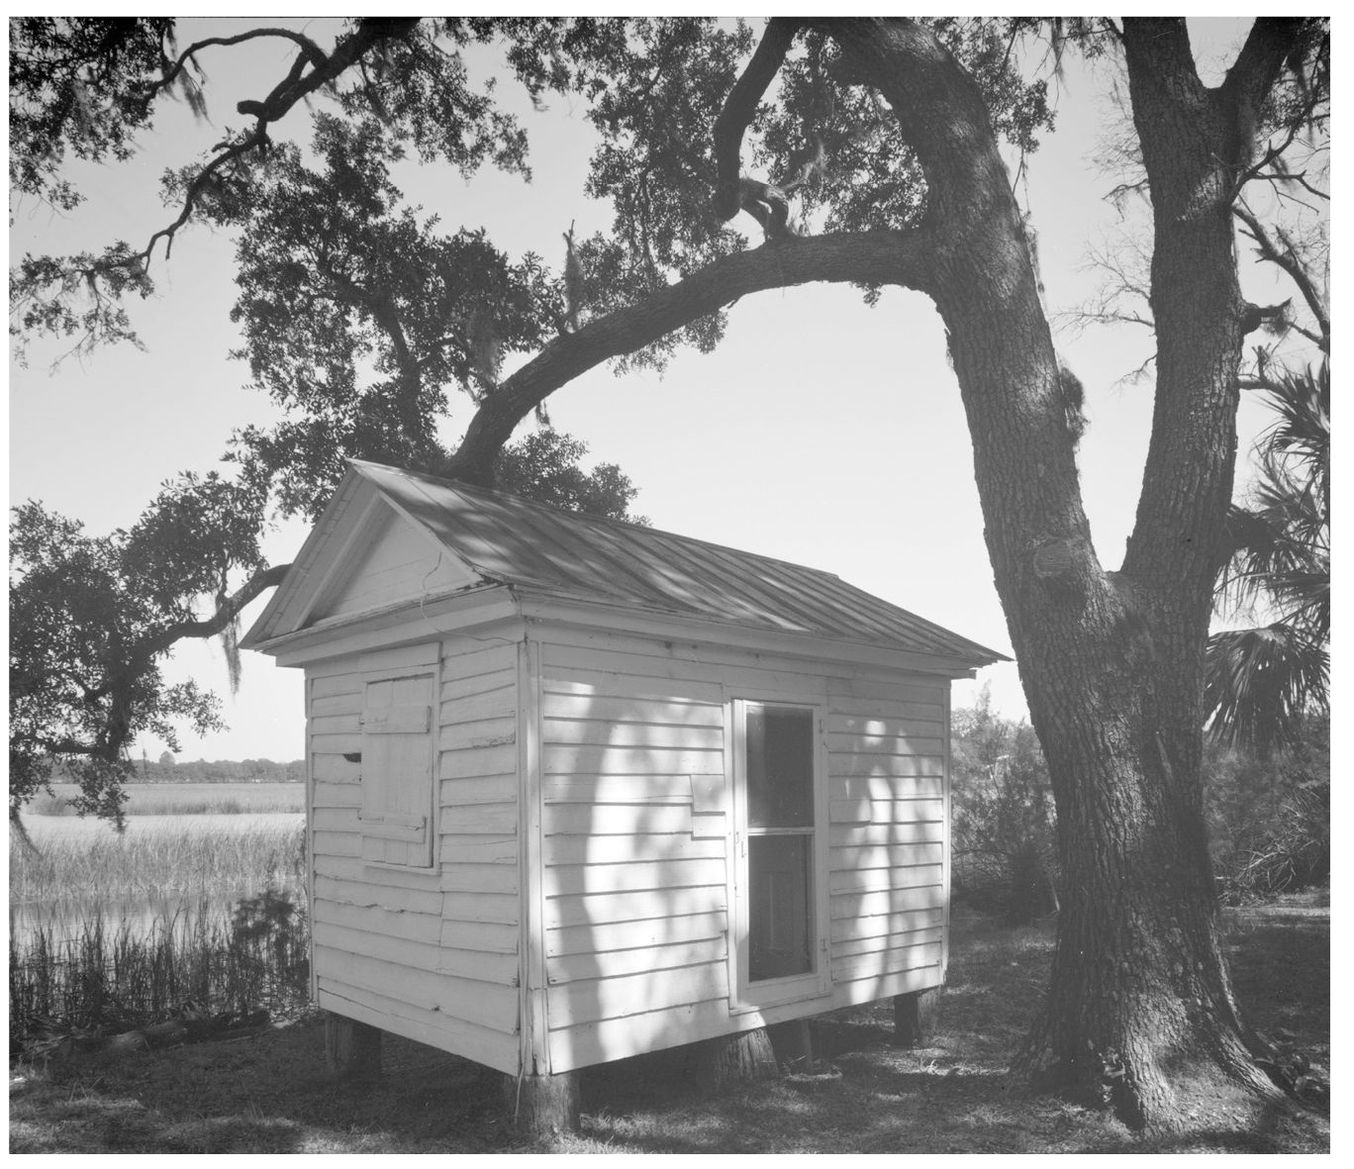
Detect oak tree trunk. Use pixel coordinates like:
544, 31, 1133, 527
821, 17, 1304, 1130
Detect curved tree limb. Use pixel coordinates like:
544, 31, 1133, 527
712, 17, 802, 223
442, 227, 933, 485
148, 27, 330, 101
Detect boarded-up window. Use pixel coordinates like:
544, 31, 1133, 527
358, 673, 435, 867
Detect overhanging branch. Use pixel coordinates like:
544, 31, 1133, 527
442, 228, 933, 485
712, 18, 801, 222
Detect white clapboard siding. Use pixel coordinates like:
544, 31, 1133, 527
310, 877, 441, 921
544, 831, 727, 867
315, 898, 441, 944
828, 857, 945, 895
547, 910, 729, 959
548, 934, 728, 985
830, 775, 946, 801
433, 635, 521, 999
832, 924, 946, 959
441, 919, 519, 954
542, 774, 696, 805
538, 636, 742, 1073
544, 857, 725, 898
317, 982, 517, 1075
822, 678, 950, 996
546, 960, 728, 1029
831, 939, 945, 984
314, 945, 519, 1033
438, 862, 519, 895
830, 907, 946, 944
306, 637, 522, 1065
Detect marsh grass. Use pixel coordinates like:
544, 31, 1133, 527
9, 892, 311, 1049
10, 816, 305, 906
29, 783, 304, 818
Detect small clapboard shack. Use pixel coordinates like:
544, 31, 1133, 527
240, 459, 1003, 1128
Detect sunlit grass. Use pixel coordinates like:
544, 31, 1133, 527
28, 782, 305, 817
10, 815, 305, 905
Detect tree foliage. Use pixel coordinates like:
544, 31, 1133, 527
1205, 201, 1329, 755
951, 689, 1057, 923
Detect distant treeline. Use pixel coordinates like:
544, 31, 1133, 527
50, 758, 306, 785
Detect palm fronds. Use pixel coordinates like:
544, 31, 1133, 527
1207, 360, 1328, 754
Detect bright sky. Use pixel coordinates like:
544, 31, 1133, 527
8, 17, 1292, 762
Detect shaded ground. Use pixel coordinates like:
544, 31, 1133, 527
9, 906, 1328, 1154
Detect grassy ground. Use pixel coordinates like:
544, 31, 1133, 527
29, 783, 305, 817
8, 905, 1328, 1154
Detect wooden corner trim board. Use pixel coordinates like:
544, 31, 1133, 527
518, 634, 548, 1076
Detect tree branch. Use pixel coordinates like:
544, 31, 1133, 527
117, 19, 421, 273
1233, 205, 1328, 347
1220, 17, 1310, 125
133, 562, 292, 663
443, 228, 933, 485
149, 28, 329, 102
712, 18, 801, 222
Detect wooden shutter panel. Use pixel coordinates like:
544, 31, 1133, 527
358, 674, 435, 867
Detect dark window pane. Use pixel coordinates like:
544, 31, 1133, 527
748, 834, 813, 981
746, 705, 813, 829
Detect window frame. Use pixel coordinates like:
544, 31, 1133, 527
726, 692, 832, 1014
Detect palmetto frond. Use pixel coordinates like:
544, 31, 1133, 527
1204, 623, 1328, 756
1208, 360, 1329, 754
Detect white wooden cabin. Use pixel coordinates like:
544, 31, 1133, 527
240, 459, 1003, 1097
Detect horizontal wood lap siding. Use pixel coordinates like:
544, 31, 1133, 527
826, 676, 949, 1004
306, 637, 521, 1076
538, 638, 733, 1072
437, 636, 521, 975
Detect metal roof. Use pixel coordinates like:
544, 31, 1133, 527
329, 460, 1005, 667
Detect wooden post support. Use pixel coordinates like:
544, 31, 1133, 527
503, 1071, 581, 1137
702, 1026, 780, 1089
768, 1018, 814, 1071
892, 988, 939, 1048
325, 1012, 382, 1079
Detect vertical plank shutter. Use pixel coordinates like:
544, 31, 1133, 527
359, 674, 435, 867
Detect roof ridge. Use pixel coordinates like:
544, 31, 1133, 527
352, 458, 846, 580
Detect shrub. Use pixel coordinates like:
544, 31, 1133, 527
950, 688, 1058, 923
1205, 716, 1329, 903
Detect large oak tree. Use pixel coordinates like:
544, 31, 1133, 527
9, 16, 1328, 1129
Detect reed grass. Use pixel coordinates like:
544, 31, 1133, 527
11, 818, 305, 906
29, 782, 305, 817
9, 893, 311, 1049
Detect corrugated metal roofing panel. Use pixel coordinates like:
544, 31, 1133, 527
352, 460, 1004, 667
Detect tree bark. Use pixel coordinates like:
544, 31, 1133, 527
815, 16, 1305, 1130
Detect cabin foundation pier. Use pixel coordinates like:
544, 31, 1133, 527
504, 1071, 581, 1137
703, 1026, 779, 1089
892, 988, 939, 1048
325, 1013, 382, 1079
